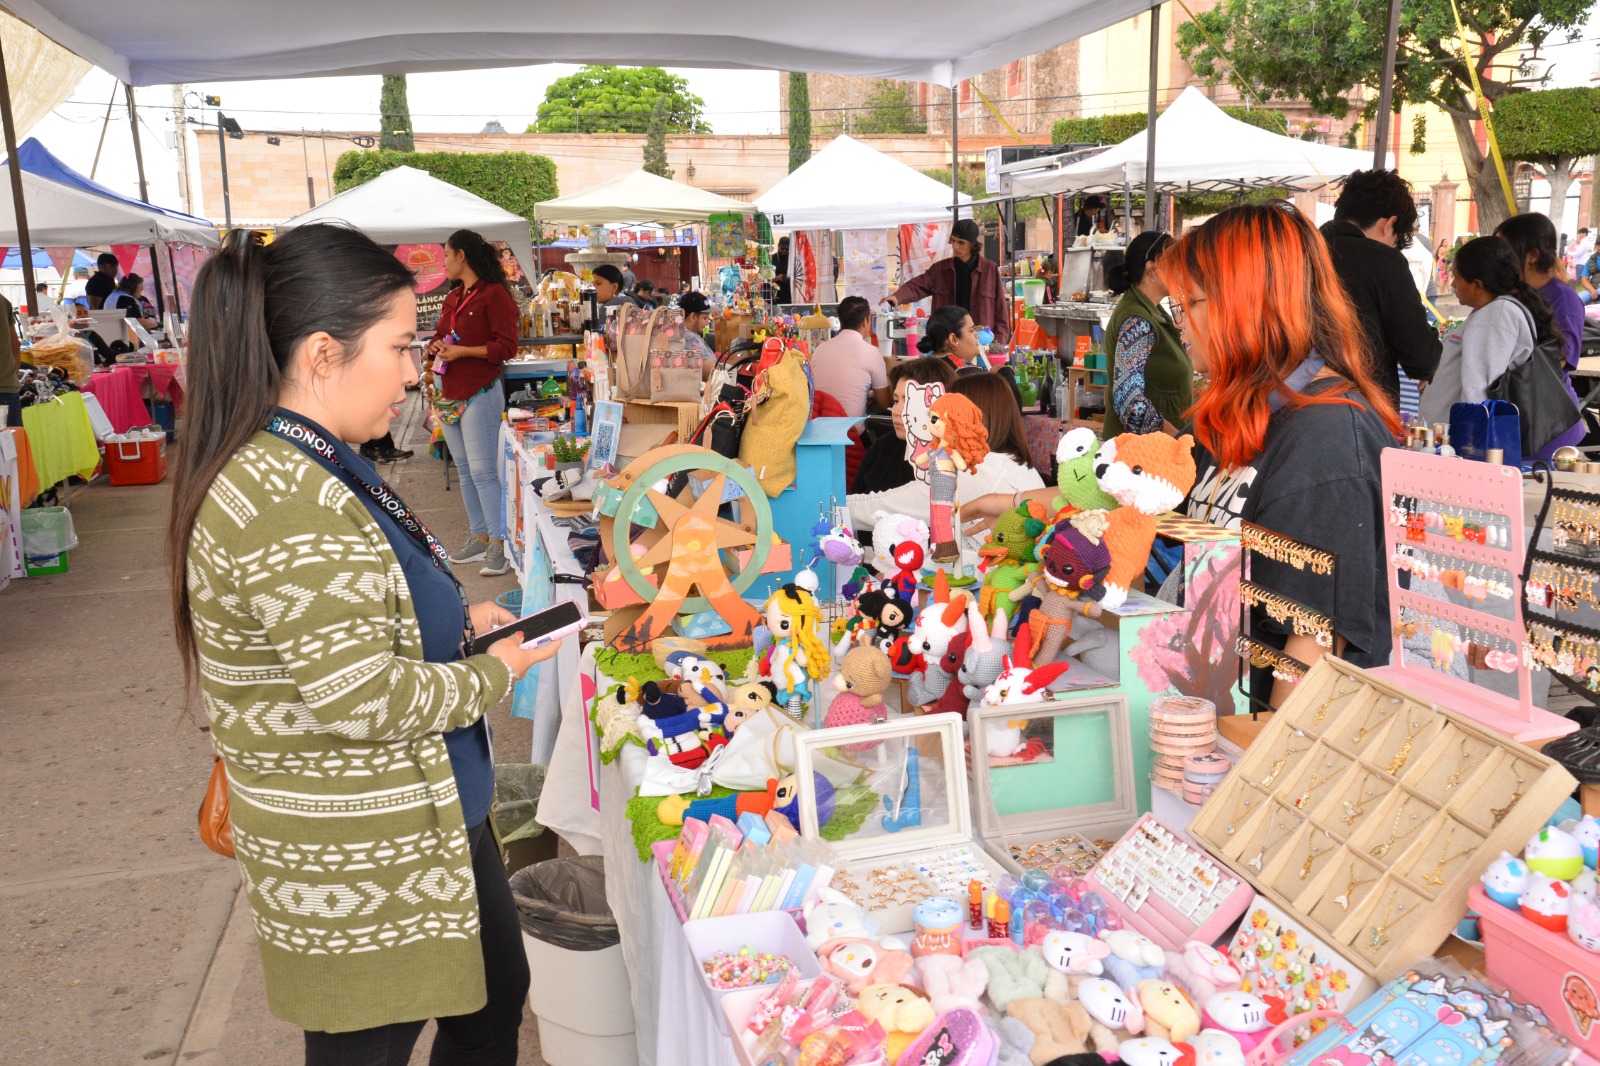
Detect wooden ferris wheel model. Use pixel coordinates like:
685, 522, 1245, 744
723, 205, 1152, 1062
593, 444, 791, 655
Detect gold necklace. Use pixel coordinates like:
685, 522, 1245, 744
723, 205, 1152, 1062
1333, 862, 1378, 910
1259, 741, 1310, 789
1384, 708, 1429, 776
1312, 676, 1361, 725
1368, 802, 1423, 860
1223, 787, 1259, 836
1298, 830, 1337, 880
1368, 891, 1406, 950
1444, 737, 1475, 791
1490, 763, 1526, 828
1293, 756, 1337, 810
1341, 775, 1380, 825
1248, 808, 1299, 872
1352, 698, 1399, 747
1421, 827, 1476, 890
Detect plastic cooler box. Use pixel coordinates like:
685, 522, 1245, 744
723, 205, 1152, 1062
1470, 883, 1600, 1053
106, 437, 168, 486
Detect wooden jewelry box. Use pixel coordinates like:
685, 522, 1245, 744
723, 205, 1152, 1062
789, 712, 1009, 935
1188, 657, 1576, 982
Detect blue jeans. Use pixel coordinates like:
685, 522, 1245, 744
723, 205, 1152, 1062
440, 385, 505, 541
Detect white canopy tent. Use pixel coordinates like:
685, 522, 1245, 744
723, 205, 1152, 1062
535, 170, 751, 226
1011, 88, 1382, 198
756, 135, 972, 230
0, 166, 219, 246
8, 3, 1158, 87
278, 166, 534, 276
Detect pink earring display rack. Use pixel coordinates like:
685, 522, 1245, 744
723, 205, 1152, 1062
1374, 450, 1575, 743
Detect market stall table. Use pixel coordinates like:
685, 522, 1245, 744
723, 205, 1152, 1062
78, 365, 184, 435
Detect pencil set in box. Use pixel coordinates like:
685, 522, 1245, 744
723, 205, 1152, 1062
664, 810, 835, 922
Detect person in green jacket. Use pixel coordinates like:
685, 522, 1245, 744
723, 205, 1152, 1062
1102, 230, 1193, 437
168, 224, 554, 1063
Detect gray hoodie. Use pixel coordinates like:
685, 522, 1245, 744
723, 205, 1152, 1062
1418, 295, 1534, 425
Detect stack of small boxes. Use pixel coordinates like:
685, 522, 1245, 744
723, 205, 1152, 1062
1148, 695, 1226, 802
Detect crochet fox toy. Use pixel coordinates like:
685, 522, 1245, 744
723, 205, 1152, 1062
1094, 433, 1197, 610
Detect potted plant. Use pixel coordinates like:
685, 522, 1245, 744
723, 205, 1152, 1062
551, 434, 590, 479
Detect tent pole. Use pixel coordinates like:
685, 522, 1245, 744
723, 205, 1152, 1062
124, 83, 166, 319
89, 83, 117, 181
0, 41, 36, 308
1145, 3, 1162, 232
950, 86, 959, 218
1372, 0, 1401, 170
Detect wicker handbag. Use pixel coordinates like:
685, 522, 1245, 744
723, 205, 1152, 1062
198, 755, 235, 857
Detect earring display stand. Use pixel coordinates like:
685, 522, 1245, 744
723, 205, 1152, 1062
1372, 449, 1575, 744
1235, 521, 1338, 715
1522, 474, 1600, 718
1190, 657, 1576, 982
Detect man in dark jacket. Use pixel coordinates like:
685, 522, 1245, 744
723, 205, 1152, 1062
1319, 169, 1441, 402
888, 218, 1012, 346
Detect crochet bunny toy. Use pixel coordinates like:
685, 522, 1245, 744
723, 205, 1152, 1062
960, 607, 1015, 702
1094, 433, 1197, 610
915, 954, 990, 1014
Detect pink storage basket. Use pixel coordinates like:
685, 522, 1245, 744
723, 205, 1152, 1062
1471, 883, 1600, 1055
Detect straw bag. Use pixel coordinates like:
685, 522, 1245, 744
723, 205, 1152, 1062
612, 304, 702, 403
198, 755, 234, 857
611, 302, 657, 400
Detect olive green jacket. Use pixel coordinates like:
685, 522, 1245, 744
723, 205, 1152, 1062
1102, 286, 1192, 437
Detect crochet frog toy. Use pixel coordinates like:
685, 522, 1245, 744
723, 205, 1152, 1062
1052, 426, 1118, 514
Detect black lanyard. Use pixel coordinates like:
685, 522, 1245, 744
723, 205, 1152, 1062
265, 413, 476, 651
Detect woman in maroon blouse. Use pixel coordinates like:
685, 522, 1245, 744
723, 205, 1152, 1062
424, 229, 520, 576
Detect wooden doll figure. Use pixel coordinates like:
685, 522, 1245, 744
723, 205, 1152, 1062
762, 583, 833, 720
923, 394, 990, 564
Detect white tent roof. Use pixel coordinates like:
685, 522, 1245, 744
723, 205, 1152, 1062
756, 136, 971, 231
535, 170, 751, 226
0, 168, 220, 246
6, 2, 1158, 87
278, 166, 533, 276
1010, 88, 1381, 198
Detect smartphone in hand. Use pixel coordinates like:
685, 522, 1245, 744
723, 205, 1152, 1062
466, 601, 583, 658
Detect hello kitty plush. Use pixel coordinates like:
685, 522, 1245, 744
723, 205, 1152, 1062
1190, 1029, 1247, 1066
1571, 815, 1600, 868
1202, 991, 1287, 1054
1480, 852, 1532, 909
1576, 868, 1599, 903
1079, 977, 1145, 1036
1118, 1037, 1193, 1066
1041, 930, 1112, 977
1165, 940, 1244, 1004
1520, 872, 1574, 933
1571, 898, 1600, 952
1527, 826, 1586, 881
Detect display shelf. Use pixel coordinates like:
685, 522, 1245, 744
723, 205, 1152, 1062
1190, 657, 1577, 982
1236, 521, 1338, 709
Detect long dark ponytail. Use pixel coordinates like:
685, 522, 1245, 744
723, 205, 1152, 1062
917, 304, 970, 355
167, 224, 417, 694
1453, 234, 1558, 345
447, 228, 511, 295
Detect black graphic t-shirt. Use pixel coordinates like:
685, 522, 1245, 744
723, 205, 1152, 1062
1186, 378, 1396, 673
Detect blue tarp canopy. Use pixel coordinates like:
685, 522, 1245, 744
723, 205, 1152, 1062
0, 247, 96, 271
9, 137, 213, 230
1, 138, 219, 246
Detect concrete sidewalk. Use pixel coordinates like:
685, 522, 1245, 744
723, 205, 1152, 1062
0, 395, 547, 1064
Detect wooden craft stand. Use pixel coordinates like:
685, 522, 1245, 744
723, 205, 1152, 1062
1189, 657, 1576, 982
1373, 450, 1574, 743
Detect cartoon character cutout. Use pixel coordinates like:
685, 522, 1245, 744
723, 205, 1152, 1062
1564, 972, 1599, 1038
901, 380, 944, 481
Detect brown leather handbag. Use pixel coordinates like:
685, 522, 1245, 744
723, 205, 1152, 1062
198, 756, 235, 857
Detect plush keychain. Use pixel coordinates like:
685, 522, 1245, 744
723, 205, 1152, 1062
817, 937, 915, 994
1052, 426, 1119, 514
856, 983, 937, 1062
1137, 980, 1201, 1043
1201, 991, 1288, 1053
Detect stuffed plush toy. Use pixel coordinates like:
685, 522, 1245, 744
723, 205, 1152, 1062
656, 774, 809, 828
803, 886, 880, 950
1022, 513, 1113, 664
973, 945, 1050, 1012
852, 587, 915, 653
1201, 991, 1288, 1053
1040, 930, 1112, 982
1164, 940, 1244, 1006
1078, 976, 1145, 1038
817, 937, 915, 994
823, 645, 894, 744
909, 628, 975, 714
1118, 1036, 1199, 1066
977, 503, 1046, 620
1138, 980, 1201, 1043
1095, 433, 1197, 610
1190, 1029, 1247, 1066
662, 651, 727, 698
915, 954, 990, 1014
1005, 997, 1103, 1064
857, 983, 937, 1061
908, 572, 974, 665
1099, 929, 1168, 992
722, 680, 781, 733
1052, 426, 1119, 514
639, 681, 720, 768
960, 607, 1015, 702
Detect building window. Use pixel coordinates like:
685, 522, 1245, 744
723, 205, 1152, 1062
1007, 60, 1024, 97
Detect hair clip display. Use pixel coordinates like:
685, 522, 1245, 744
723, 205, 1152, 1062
1240, 523, 1334, 574
1239, 581, 1334, 648
1236, 635, 1308, 685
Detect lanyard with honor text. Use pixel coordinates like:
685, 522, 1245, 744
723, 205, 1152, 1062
265, 413, 476, 648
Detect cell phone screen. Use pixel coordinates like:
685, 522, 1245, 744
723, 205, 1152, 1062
467, 601, 583, 658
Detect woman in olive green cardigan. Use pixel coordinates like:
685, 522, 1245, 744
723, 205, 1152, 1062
168, 226, 552, 1063
1103, 230, 1193, 437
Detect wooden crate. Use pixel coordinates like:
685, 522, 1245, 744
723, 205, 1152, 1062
1188, 657, 1576, 983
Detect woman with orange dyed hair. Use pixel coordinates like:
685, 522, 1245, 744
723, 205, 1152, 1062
1165, 203, 1403, 706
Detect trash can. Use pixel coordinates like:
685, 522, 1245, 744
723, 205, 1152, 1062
510, 857, 635, 1066
493, 763, 557, 875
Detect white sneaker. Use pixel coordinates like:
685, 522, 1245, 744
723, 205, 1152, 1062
450, 536, 488, 564
479, 542, 511, 576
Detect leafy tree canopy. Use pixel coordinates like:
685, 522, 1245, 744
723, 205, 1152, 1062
1495, 86, 1600, 162
333, 150, 558, 225
789, 72, 813, 172
379, 74, 414, 152
529, 65, 710, 134
1052, 104, 1288, 147
857, 81, 928, 135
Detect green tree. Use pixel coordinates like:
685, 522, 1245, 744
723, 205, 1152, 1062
1052, 104, 1288, 146
1495, 87, 1600, 219
857, 81, 927, 135
919, 167, 1045, 222
333, 150, 558, 226
1174, 0, 1596, 232
789, 73, 812, 172
379, 74, 414, 152
528, 65, 709, 134
643, 97, 674, 178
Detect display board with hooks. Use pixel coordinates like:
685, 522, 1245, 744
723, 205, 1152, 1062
1373, 449, 1573, 742
1235, 521, 1338, 714
1522, 476, 1600, 720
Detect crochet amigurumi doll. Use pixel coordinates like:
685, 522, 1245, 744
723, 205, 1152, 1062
824, 645, 893, 740
656, 771, 836, 830
639, 681, 721, 769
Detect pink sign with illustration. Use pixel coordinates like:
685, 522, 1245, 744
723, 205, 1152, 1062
395, 243, 447, 292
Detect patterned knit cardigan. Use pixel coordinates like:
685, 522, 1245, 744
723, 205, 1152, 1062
186, 434, 512, 1033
